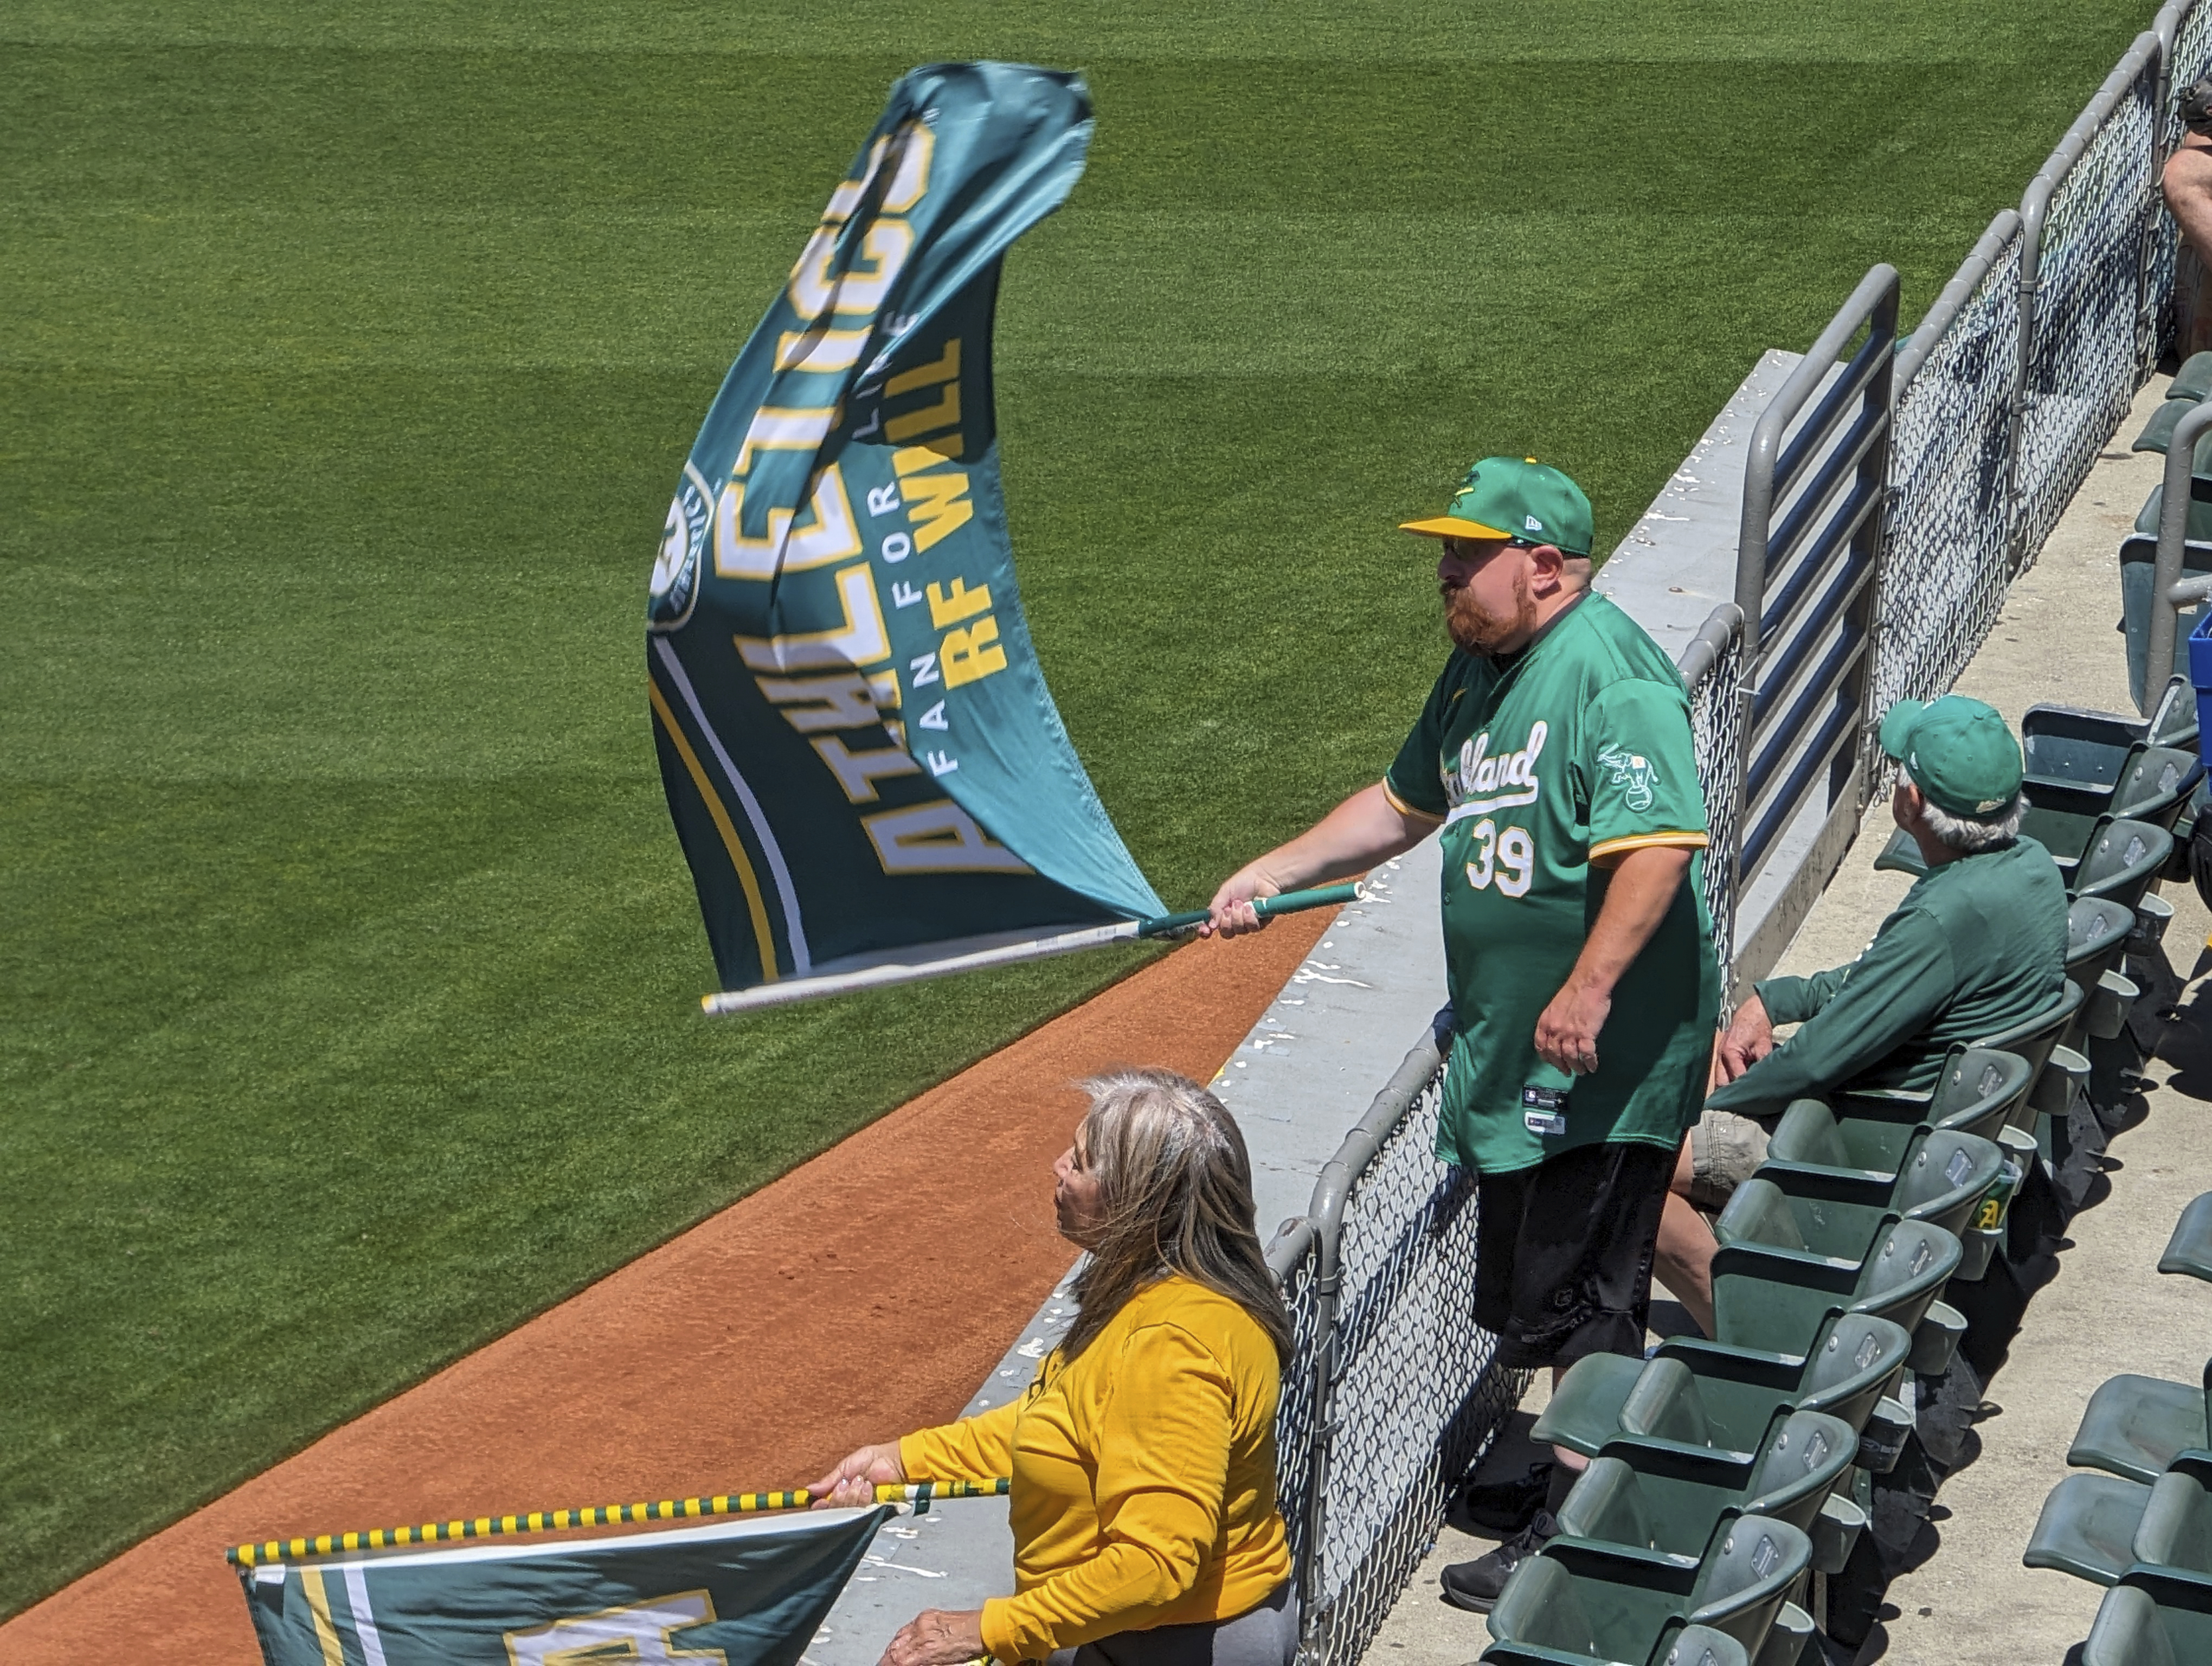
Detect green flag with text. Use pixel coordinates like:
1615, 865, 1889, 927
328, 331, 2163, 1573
648, 63, 1165, 1006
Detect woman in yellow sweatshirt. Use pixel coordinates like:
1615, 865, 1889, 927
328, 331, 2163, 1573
810, 1068, 1297, 1666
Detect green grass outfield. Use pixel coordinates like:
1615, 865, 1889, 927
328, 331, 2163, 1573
0, 0, 2148, 1617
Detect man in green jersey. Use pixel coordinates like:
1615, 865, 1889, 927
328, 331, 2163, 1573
1205, 457, 1718, 1611
1653, 694, 2069, 1332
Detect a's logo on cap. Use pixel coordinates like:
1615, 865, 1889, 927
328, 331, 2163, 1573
1977, 797, 2003, 812
1525, 515, 1542, 531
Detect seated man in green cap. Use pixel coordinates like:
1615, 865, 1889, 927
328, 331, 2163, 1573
1651, 693, 2070, 1337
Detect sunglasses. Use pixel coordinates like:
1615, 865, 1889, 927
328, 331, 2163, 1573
1439, 536, 1543, 561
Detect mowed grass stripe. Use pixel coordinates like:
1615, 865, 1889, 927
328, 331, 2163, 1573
0, 0, 2152, 63
5, 209, 2040, 377
2, 49, 2124, 215
0, 0, 2150, 1618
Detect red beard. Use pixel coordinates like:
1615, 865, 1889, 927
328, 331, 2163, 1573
1444, 572, 1536, 655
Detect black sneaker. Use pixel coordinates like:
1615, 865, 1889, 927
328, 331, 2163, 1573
1439, 1510, 1558, 1613
1456, 1460, 1554, 1536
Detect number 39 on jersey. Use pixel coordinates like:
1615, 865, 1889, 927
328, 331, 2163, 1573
1463, 818, 1535, 898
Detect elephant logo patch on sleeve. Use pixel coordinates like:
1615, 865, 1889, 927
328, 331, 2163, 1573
1596, 743, 1658, 812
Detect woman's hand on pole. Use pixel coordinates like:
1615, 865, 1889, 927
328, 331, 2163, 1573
879, 1608, 988, 1666
807, 1441, 905, 1509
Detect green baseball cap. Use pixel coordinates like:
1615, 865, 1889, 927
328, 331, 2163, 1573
1879, 695, 2023, 816
1400, 456, 1594, 557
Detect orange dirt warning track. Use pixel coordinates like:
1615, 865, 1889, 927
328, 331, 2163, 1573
0, 914, 1336, 1665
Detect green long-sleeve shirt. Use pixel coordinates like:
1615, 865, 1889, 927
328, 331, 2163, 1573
1705, 835, 2068, 1117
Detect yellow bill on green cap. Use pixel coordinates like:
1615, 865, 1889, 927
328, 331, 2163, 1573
1400, 456, 1594, 556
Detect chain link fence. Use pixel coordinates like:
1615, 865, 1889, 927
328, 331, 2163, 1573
1265, 1035, 1528, 1666
2011, 35, 2163, 569
1681, 605, 1747, 996
1872, 214, 2027, 800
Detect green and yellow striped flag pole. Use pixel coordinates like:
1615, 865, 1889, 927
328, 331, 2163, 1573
227, 1478, 1010, 1567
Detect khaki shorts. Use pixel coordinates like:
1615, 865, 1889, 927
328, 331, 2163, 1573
1688, 1110, 1771, 1212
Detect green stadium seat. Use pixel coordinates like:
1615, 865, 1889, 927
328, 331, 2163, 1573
2131, 362, 2212, 453
2170, 353, 2212, 405
2133, 480, 2212, 544
1869, 827, 1929, 877
2115, 747, 2203, 832
2131, 1457, 2212, 1586
1763, 1099, 1861, 1170
2027, 1454, 2212, 1590
2027, 1471, 2156, 1585
2023, 683, 2197, 797
1483, 1517, 1812, 1666
2081, 1578, 2212, 1666
2150, 676, 2202, 751
1556, 1409, 1858, 1572
2070, 1362, 2212, 1486
2132, 397, 2212, 456
1479, 1620, 1752, 1666
2159, 1195, 2212, 1283
1816, 1048, 2031, 1279
1978, 979, 2088, 1117
1726, 1129, 2004, 1260
1711, 1219, 1962, 1376
2072, 896, 2141, 1042
1533, 1315, 1910, 1466
2010, 746, 2199, 880
1537, 1355, 1671, 1460
2072, 819, 2176, 908
2120, 528, 2212, 712
1792, 1045, 2033, 1163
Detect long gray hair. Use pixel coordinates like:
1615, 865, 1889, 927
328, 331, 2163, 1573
1060, 1068, 1294, 1366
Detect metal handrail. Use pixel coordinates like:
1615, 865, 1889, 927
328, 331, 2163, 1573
1677, 602, 1747, 691
2147, 397, 2212, 699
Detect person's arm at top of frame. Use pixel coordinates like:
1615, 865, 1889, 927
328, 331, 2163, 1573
1534, 844, 1692, 1075
2167, 119, 2212, 260
1201, 782, 1433, 937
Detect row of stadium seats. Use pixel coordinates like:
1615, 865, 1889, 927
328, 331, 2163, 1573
1470, 688, 2207, 1665
2019, 1195, 2212, 1664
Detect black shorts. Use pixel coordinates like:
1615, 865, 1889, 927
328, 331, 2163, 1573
1475, 1139, 1676, 1370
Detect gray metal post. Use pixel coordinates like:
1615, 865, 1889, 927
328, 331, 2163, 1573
2147, 399, 2212, 706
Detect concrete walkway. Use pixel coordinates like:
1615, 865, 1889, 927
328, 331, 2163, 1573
1372, 372, 2212, 1666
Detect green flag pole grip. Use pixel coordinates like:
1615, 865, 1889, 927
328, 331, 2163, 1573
225, 1478, 1010, 1567
1135, 880, 1361, 940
